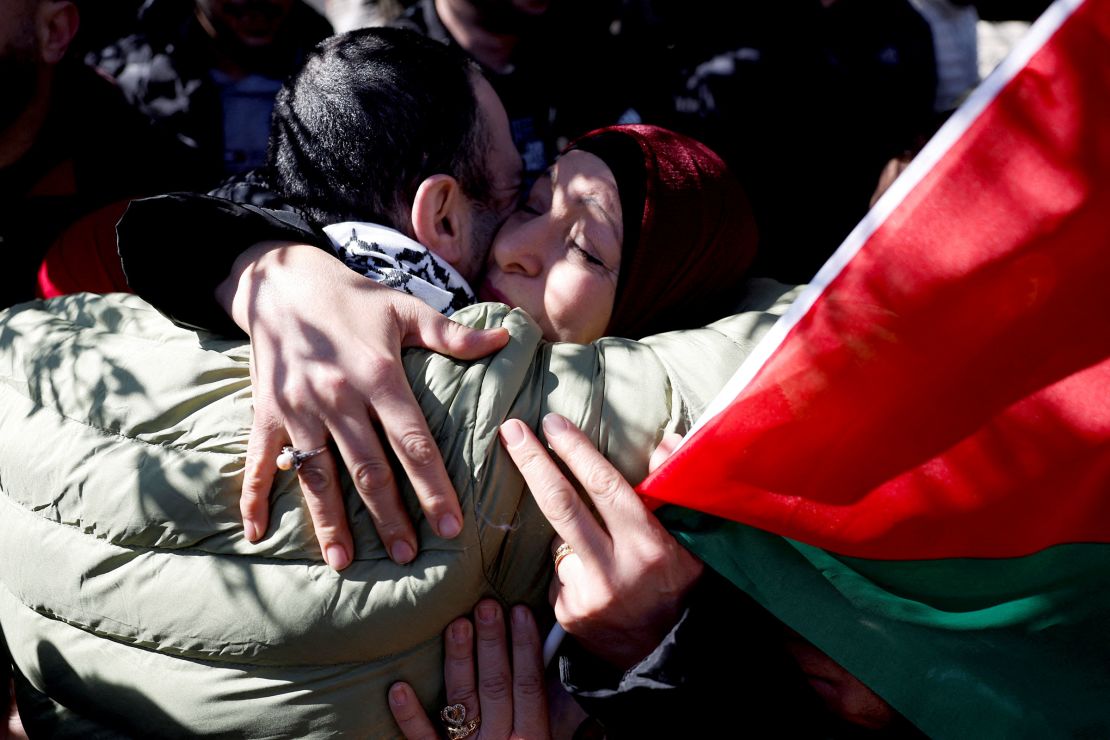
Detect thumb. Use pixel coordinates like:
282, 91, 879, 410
399, 303, 510, 360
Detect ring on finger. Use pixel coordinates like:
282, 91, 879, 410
553, 542, 575, 571
441, 703, 481, 740
276, 445, 328, 471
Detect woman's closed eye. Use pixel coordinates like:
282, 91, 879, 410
567, 238, 616, 274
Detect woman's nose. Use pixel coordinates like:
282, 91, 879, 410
492, 218, 547, 276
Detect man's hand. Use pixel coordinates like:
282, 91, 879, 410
217, 242, 509, 569
499, 414, 704, 670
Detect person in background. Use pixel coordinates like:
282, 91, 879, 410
0, 0, 198, 308
624, 0, 938, 284
391, 0, 639, 181
908, 0, 980, 114
88, 0, 332, 185
319, 0, 410, 31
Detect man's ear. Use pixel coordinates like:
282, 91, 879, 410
37, 1, 80, 65
411, 174, 468, 268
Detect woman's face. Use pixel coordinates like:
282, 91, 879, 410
477, 150, 623, 343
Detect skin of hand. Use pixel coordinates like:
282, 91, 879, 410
499, 414, 704, 670
388, 600, 550, 740
215, 241, 509, 570
783, 630, 896, 730
5, 673, 26, 740
869, 154, 914, 208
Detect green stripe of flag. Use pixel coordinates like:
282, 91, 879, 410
661, 506, 1110, 738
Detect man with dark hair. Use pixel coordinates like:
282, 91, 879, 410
119, 26, 524, 572
267, 27, 518, 286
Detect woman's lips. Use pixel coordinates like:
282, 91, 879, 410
478, 281, 511, 306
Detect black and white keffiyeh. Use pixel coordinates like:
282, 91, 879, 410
323, 222, 476, 316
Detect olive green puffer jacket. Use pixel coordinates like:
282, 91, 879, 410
0, 280, 797, 738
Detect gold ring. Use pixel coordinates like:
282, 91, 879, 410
553, 542, 575, 571
441, 703, 480, 740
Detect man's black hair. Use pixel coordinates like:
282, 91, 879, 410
268, 27, 492, 230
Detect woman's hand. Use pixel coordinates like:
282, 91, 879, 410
216, 242, 509, 570
499, 414, 704, 670
388, 600, 550, 740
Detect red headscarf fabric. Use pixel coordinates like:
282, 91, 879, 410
568, 124, 758, 339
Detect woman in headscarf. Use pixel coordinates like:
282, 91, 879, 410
478, 123, 757, 343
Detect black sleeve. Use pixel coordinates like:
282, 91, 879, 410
559, 568, 823, 738
116, 191, 328, 335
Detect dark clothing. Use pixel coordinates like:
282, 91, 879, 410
560, 569, 822, 738
117, 188, 322, 335
0, 60, 199, 309
635, 0, 938, 284
88, 0, 331, 185
391, 0, 636, 181
561, 568, 926, 739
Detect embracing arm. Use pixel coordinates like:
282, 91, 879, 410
116, 192, 508, 568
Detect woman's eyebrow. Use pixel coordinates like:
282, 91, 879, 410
578, 194, 622, 246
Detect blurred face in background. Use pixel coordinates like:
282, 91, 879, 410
0, 0, 42, 131
456, 0, 551, 34
196, 0, 295, 48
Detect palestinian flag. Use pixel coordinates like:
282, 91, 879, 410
643, 1, 1110, 735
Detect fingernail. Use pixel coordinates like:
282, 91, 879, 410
243, 520, 257, 542
451, 619, 471, 643
391, 541, 415, 564
499, 420, 525, 448
477, 602, 499, 624
438, 515, 461, 538
511, 605, 530, 627
389, 683, 408, 707
325, 544, 350, 570
542, 413, 568, 437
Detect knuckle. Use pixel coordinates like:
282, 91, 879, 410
638, 548, 672, 578
479, 669, 512, 701
315, 372, 351, 406
239, 486, 264, 506
296, 464, 333, 495
513, 670, 545, 700
450, 684, 478, 708
351, 458, 395, 493
362, 355, 395, 385
538, 485, 580, 527
583, 463, 624, 502
396, 430, 437, 468
275, 378, 313, 412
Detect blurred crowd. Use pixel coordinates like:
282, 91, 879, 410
3, 0, 1045, 311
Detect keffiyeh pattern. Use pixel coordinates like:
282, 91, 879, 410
323, 221, 475, 316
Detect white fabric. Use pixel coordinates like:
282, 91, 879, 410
323, 221, 475, 316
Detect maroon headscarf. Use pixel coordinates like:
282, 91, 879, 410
567, 124, 758, 339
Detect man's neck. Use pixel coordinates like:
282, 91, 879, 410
435, 0, 520, 73
0, 70, 53, 170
